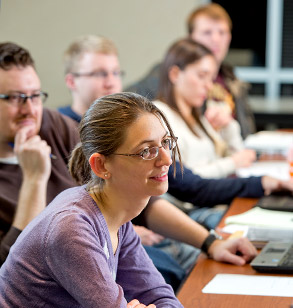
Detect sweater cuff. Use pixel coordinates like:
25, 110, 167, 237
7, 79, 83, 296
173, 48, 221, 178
241, 176, 264, 198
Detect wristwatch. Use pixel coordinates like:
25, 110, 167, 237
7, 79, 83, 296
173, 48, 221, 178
201, 229, 223, 256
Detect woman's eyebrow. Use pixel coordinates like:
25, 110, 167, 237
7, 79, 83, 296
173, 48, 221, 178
133, 132, 168, 149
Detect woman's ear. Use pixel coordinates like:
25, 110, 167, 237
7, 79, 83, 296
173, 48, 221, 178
168, 65, 180, 85
89, 153, 111, 180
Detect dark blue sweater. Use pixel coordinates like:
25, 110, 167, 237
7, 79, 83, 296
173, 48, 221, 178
168, 161, 264, 207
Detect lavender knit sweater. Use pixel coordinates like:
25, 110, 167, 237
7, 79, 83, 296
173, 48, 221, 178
0, 186, 182, 307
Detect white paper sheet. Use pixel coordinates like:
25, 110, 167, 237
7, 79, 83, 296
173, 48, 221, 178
236, 161, 290, 180
220, 224, 249, 235
202, 274, 293, 297
244, 131, 293, 153
221, 224, 293, 242
225, 207, 293, 229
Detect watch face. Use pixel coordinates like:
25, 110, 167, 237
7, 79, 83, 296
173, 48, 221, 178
210, 229, 223, 240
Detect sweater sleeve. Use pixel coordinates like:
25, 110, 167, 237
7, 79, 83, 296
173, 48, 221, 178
116, 223, 183, 307
168, 161, 264, 207
188, 156, 237, 178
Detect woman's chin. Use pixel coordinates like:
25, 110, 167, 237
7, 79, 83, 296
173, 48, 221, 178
151, 183, 169, 197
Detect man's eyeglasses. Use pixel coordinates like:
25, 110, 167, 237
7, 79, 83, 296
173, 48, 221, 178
71, 70, 125, 79
0, 92, 48, 107
113, 137, 178, 160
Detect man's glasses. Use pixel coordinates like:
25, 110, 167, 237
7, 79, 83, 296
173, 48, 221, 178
113, 137, 178, 160
72, 70, 125, 80
0, 92, 48, 107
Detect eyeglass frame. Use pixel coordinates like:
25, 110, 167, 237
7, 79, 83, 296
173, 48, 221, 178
112, 136, 178, 161
71, 69, 125, 79
0, 91, 48, 107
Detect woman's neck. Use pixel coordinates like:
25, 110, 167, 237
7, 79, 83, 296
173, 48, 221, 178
89, 185, 149, 234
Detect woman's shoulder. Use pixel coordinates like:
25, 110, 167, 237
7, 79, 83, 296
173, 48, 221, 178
154, 100, 174, 113
153, 100, 182, 122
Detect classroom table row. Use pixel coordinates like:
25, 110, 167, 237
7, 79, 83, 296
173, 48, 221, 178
177, 197, 293, 308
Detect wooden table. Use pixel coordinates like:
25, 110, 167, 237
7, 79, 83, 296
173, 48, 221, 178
177, 198, 293, 308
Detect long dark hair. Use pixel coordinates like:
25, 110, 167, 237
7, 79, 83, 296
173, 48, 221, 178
157, 38, 218, 144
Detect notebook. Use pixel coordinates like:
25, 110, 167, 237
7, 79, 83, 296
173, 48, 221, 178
251, 241, 293, 273
255, 194, 293, 212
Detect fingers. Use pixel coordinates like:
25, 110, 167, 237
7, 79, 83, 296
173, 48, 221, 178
230, 238, 257, 263
14, 126, 51, 159
221, 251, 246, 266
279, 179, 293, 192
142, 232, 164, 246
205, 108, 232, 129
234, 238, 257, 259
127, 299, 155, 308
262, 176, 293, 194
233, 149, 256, 168
151, 233, 164, 245
241, 149, 257, 163
127, 299, 140, 308
134, 225, 164, 246
17, 135, 51, 160
210, 237, 257, 266
127, 300, 140, 308
261, 176, 281, 195
14, 126, 34, 152
13, 127, 52, 181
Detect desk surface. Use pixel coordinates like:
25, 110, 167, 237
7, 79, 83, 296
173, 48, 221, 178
177, 198, 293, 308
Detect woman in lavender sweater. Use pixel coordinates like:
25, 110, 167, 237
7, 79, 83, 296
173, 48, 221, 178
0, 92, 183, 307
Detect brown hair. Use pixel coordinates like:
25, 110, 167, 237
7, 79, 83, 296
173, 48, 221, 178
187, 3, 232, 35
64, 35, 118, 74
157, 38, 216, 142
0, 42, 35, 70
69, 92, 181, 200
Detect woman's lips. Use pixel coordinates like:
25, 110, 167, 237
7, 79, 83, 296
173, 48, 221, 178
150, 171, 168, 182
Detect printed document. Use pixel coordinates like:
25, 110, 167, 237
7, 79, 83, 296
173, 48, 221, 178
202, 274, 293, 297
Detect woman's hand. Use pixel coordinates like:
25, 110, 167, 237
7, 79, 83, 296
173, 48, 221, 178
208, 237, 257, 265
133, 225, 164, 246
205, 105, 233, 130
261, 176, 293, 195
127, 299, 156, 308
232, 149, 256, 168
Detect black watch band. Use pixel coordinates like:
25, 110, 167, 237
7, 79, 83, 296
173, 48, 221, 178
201, 234, 217, 256
201, 230, 222, 256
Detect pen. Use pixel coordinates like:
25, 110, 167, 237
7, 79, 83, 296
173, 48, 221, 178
8, 142, 57, 160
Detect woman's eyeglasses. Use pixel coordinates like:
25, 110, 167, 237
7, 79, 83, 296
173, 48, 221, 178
113, 137, 178, 160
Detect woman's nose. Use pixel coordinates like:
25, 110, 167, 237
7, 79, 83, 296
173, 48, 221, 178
155, 147, 172, 167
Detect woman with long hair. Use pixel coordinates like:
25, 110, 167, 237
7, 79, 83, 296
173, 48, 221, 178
155, 38, 256, 178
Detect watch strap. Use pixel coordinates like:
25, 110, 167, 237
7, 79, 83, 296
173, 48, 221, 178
201, 233, 217, 256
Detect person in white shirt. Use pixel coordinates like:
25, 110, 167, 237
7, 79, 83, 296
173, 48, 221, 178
155, 38, 256, 179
